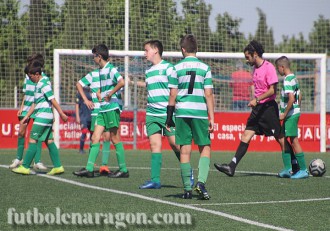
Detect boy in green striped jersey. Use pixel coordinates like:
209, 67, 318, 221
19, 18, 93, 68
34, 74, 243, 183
9, 54, 47, 170
275, 56, 308, 179
166, 34, 214, 199
136, 40, 188, 189
12, 62, 68, 175
73, 44, 128, 178
76, 69, 111, 175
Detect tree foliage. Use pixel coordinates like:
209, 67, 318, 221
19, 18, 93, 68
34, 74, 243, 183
0, 0, 329, 108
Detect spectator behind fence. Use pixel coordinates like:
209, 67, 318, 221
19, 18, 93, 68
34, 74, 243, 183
230, 61, 253, 111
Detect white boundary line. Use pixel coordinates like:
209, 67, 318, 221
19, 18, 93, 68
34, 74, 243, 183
189, 197, 330, 206
0, 165, 292, 231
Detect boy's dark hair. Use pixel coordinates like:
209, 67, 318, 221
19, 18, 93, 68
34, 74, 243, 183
28, 65, 42, 75
24, 65, 29, 75
244, 40, 264, 57
27, 60, 43, 75
27, 53, 45, 67
275, 56, 290, 68
180, 34, 197, 53
143, 40, 163, 56
92, 44, 109, 61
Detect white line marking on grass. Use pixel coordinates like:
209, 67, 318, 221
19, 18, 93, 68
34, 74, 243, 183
0, 165, 292, 231
40, 175, 294, 231
189, 197, 330, 206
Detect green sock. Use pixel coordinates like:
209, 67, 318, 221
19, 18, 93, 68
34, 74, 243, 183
151, 153, 162, 183
86, 143, 100, 172
282, 152, 291, 170
180, 162, 192, 191
47, 142, 61, 168
102, 141, 110, 166
34, 140, 43, 163
16, 137, 25, 160
22, 143, 37, 168
114, 142, 127, 172
198, 156, 210, 184
295, 152, 307, 170
174, 151, 180, 161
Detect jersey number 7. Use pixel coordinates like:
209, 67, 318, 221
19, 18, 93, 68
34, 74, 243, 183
186, 71, 196, 94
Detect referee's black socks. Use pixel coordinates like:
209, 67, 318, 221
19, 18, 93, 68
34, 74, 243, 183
229, 141, 249, 169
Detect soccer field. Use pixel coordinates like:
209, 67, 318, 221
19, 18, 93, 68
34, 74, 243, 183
1, 149, 329, 231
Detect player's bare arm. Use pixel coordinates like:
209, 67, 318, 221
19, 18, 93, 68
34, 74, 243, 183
205, 88, 214, 133
104, 78, 125, 102
20, 103, 35, 124
51, 98, 68, 122
76, 82, 94, 109
17, 95, 26, 117
279, 92, 295, 121
248, 84, 277, 107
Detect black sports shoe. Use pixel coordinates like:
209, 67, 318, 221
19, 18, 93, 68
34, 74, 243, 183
214, 163, 235, 177
194, 182, 210, 200
108, 170, 129, 178
73, 168, 94, 178
182, 190, 192, 199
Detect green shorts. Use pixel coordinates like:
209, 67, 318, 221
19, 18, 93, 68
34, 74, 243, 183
96, 109, 120, 129
146, 115, 175, 137
175, 117, 210, 145
281, 114, 300, 137
30, 124, 53, 141
91, 115, 97, 132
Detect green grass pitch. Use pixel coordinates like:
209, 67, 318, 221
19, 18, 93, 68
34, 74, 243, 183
1, 149, 329, 230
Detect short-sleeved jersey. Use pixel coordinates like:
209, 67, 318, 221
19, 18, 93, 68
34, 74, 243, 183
33, 76, 55, 127
22, 72, 49, 118
280, 73, 301, 117
145, 60, 175, 117
99, 62, 123, 113
169, 56, 213, 119
78, 69, 101, 116
76, 88, 92, 121
252, 60, 278, 103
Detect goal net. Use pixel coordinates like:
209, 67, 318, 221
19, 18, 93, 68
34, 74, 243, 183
53, 49, 327, 152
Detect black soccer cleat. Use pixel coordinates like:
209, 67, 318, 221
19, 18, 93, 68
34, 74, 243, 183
108, 170, 129, 178
73, 168, 94, 178
182, 190, 193, 199
194, 182, 210, 200
214, 163, 235, 177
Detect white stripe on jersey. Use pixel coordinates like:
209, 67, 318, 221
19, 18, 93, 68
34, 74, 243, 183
148, 88, 170, 97
176, 102, 207, 111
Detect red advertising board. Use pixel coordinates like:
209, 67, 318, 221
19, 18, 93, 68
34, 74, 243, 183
1, 109, 329, 152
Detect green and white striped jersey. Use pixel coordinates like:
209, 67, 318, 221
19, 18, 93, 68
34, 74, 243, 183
280, 73, 301, 117
33, 76, 55, 127
22, 72, 49, 118
99, 62, 123, 113
145, 60, 175, 117
78, 69, 100, 116
169, 56, 213, 119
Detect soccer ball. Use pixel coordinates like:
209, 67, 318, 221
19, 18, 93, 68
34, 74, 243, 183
308, 159, 326, 177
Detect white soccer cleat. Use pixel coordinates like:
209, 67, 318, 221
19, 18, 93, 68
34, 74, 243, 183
9, 159, 22, 169
33, 162, 48, 170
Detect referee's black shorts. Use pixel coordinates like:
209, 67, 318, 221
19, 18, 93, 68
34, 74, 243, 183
245, 100, 280, 137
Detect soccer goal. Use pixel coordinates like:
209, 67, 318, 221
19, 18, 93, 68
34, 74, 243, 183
53, 49, 327, 152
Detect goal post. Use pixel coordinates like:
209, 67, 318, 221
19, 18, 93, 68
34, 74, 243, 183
53, 49, 327, 152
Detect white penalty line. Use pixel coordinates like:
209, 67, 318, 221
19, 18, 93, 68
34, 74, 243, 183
0, 165, 292, 231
